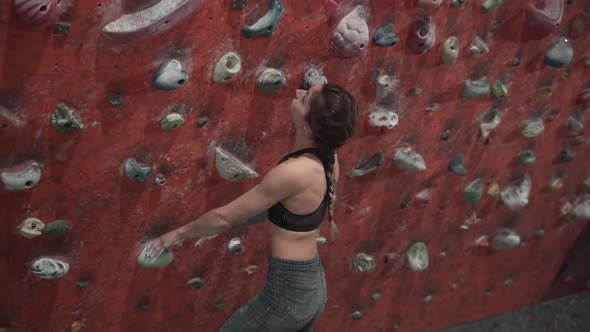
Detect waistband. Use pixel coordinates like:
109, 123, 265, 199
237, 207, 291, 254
268, 254, 322, 273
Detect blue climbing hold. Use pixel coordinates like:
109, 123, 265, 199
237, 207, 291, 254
242, 0, 283, 38
448, 154, 468, 176
373, 23, 399, 47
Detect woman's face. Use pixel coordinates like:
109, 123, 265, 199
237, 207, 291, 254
290, 85, 322, 133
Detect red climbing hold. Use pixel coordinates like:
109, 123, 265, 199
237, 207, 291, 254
525, 0, 564, 40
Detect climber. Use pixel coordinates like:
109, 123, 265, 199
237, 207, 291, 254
143, 81, 359, 332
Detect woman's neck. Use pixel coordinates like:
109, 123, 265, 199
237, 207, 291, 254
292, 135, 318, 152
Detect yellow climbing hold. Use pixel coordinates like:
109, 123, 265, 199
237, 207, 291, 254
71, 321, 82, 332
244, 265, 258, 274
487, 183, 500, 196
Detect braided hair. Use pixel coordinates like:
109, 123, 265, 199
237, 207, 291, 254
305, 84, 359, 241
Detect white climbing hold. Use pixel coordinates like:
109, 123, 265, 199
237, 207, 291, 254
213, 52, 242, 83
573, 194, 590, 220
330, 6, 369, 58
470, 36, 490, 56
31, 257, 70, 279
368, 108, 399, 130
1, 161, 42, 192
500, 174, 532, 211
393, 148, 427, 172
352, 253, 376, 272
16, 218, 45, 239
152, 59, 189, 91
406, 242, 429, 272
214, 147, 259, 182
228, 237, 244, 255
491, 229, 521, 250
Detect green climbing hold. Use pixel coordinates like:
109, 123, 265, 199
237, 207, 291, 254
491, 81, 507, 99
137, 246, 173, 268
348, 152, 384, 178
43, 219, 70, 236
464, 178, 483, 203
413, 88, 423, 96
518, 150, 536, 164
521, 119, 545, 138
160, 114, 184, 131
534, 229, 545, 239
77, 281, 89, 289
406, 242, 429, 272
482, 0, 502, 13
461, 79, 490, 99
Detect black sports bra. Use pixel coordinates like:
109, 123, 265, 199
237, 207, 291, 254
267, 148, 329, 232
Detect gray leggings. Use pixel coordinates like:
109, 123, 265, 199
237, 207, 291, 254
218, 254, 327, 332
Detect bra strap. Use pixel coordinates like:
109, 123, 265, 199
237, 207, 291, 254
277, 148, 323, 164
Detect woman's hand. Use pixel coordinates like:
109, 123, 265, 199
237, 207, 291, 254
144, 230, 183, 260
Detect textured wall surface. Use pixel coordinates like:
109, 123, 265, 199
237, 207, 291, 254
1, 0, 590, 331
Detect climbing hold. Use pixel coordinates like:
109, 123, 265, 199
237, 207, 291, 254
393, 148, 427, 172
526, 0, 564, 39
373, 23, 400, 47
406, 242, 429, 272
572, 195, 590, 220
368, 108, 399, 132
316, 235, 327, 245
197, 116, 209, 128
352, 253, 376, 272
406, 15, 436, 54
544, 38, 573, 68
43, 219, 70, 236
137, 246, 174, 268
500, 174, 531, 211
519, 150, 536, 164
213, 52, 241, 83
491, 229, 521, 250
470, 36, 490, 56
242, 0, 283, 38
584, 177, 590, 193
16, 218, 45, 239
561, 201, 573, 216
535, 229, 545, 239
480, 109, 502, 139
415, 188, 432, 203
464, 178, 483, 203
487, 183, 500, 196
441, 36, 459, 65
550, 176, 563, 190
51, 103, 84, 134
352, 311, 363, 320
301, 68, 328, 90
102, 0, 203, 42
256, 68, 286, 96
0, 105, 24, 131
424, 294, 433, 303
108, 94, 124, 107
244, 265, 258, 274
461, 79, 490, 99
53, 22, 69, 34
215, 147, 259, 182
482, 0, 502, 13
187, 277, 205, 289
124, 158, 152, 183
152, 60, 188, 91
560, 147, 573, 162
491, 80, 508, 99
521, 119, 545, 138
231, 0, 247, 10
325, 0, 344, 15
371, 291, 381, 301
330, 6, 369, 58
31, 257, 69, 279
451, 0, 466, 7
13, 0, 62, 26
154, 173, 167, 186
413, 88, 423, 96
1, 161, 42, 192
577, 89, 590, 107
418, 0, 442, 9
160, 114, 184, 131
448, 154, 468, 176
228, 237, 244, 255
373, 73, 398, 106
348, 152, 384, 178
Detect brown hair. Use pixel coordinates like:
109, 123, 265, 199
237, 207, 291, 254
306, 84, 359, 240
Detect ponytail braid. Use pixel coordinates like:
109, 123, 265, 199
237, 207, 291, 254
318, 145, 340, 242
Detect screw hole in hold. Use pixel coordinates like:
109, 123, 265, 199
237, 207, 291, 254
359, 44, 365, 49
177, 79, 186, 85
25, 181, 33, 188
226, 60, 235, 69
1, 123, 8, 128
164, 20, 170, 24
40, 5, 47, 12
418, 43, 425, 47
134, 174, 140, 179
267, 26, 273, 31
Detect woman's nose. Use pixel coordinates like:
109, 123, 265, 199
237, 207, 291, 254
295, 89, 306, 99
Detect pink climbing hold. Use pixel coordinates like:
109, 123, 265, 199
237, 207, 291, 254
525, 0, 564, 40
102, 0, 203, 42
406, 15, 436, 54
325, 0, 344, 15
417, 0, 443, 10
330, 6, 369, 58
12, 0, 62, 26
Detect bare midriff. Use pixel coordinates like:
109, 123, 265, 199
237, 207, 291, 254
269, 223, 319, 261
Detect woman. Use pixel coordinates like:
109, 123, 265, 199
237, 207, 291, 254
144, 82, 359, 331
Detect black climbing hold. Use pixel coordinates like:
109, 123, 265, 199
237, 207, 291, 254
372, 23, 399, 47
108, 94, 124, 107
560, 147, 573, 162
187, 277, 205, 289
54, 23, 70, 34
448, 154, 468, 176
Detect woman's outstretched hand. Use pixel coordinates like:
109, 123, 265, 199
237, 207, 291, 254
144, 230, 183, 260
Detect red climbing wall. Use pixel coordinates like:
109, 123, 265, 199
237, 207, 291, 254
1, 0, 590, 331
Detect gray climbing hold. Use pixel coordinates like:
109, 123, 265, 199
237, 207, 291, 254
441, 36, 459, 65
568, 116, 583, 134
352, 253, 376, 272
51, 103, 84, 133
470, 36, 489, 56
1, 161, 42, 192
482, 0, 502, 13
373, 73, 398, 107
228, 237, 244, 255
43, 219, 70, 236
152, 60, 189, 90
352, 311, 363, 320
544, 38, 573, 68
573, 194, 590, 220
215, 147, 259, 182
451, 0, 466, 7
500, 174, 531, 211
138, 246, 173, 268
301, 68, 327, 90
256, 68, 286, 96
16, 218, 45, 239
160, 114, 184, 131
213, 52, 241, 83
519, 150, 536, 164
242, 0, 283, 38
406, 242, 429, 272
491, 80, 508, 99
331, 6, 370, 58
464, 178, 483, 203
108, 94, 124, 107
372, 23, 399, 47
231, 0, 247, 10
521, 119, 545, 138
461, 79, 490, 99
393, 148, 427, 172
187, 277, 205, 289
491, 229, 521, 250
448, 154, 468, 176
31, 257, 70, 279
480, 108, 502, 139
124, 158, 152, 183
154, 173, 167, 185
348, 152, 384, 178
197, 116, 209, 128
418, 0, 442, 9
